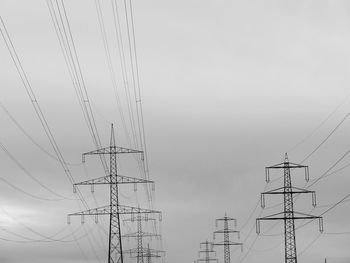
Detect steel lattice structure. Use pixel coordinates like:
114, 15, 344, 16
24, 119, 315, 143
256, 153, 323, 263
196, 241, 218, 263
126, 243, 164, 263
123, 212, 161, 263
213, 214, 242, 263
68, 125, 161, 263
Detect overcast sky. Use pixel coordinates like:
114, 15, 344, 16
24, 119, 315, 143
1, 0, 350, 263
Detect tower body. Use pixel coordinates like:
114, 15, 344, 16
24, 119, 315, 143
283, 161, 297, 263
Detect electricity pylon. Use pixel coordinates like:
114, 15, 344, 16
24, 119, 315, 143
196, 241, 218, 263
144, 244, 162, 263
126, 243, 165, 263
68, 124, 161, 263
213, 214, 243, 263
256, 153, 323, 263
123, 211, 161, 263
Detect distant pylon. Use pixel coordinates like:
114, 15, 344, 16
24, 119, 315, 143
123, 211, 161, 263
196, 241, 218, 263
213, 213, 243, 263
126, 243, 165, 263
68, 124, 161, 263
256, 153, 323, 263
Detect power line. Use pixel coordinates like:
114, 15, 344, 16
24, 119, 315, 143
288, 93, 350, 153
0, 15, 104, 260
301, 112, 350, 163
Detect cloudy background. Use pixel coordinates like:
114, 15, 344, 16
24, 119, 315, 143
1, 0, 350, 262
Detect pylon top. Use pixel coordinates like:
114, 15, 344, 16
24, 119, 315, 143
110, 123, 116, 147
266, 154, 307, 169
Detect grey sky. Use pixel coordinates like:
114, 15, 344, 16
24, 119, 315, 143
1, 0, 350, 263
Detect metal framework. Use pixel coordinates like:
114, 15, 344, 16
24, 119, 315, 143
213, 214, 242, 263
196, 241, 218, 263
123, 212, 161, 263
256, 153, 323, 263
68, 125, 161, 263
144, 244, 162, 263
126, 243, 165, 263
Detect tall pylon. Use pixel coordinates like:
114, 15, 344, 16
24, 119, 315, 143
123, 211, 161, 263
213, 214, 243, 263
68, 124, 161, 263
256, 153, 323, 263
196, 241, 218, 263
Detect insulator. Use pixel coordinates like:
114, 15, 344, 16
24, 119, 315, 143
261, 194, 265, 208
145, 214, 149, 221
95, 215, 98, 224
152, 183, 155, 191
82, 155, 85, 163
215, 220, 218, 228
240, 244, 243, 252
159, 213, 162, 221
73, 185, 77, 194
319, 218, 324, 233
141, 153, 145, 161
265, 168, 270, 183
312, 192, 317, 207
256, 219, 260, 234
131, 214, 135, 222
134, 183, 137, 192
213, 233, 215, 240
305, 167, 310, 182
67, 216, 71, 225
91, 184, 94, 193
81, 215, 85, 224
234, 219, 237, 227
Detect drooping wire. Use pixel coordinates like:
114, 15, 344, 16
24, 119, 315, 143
0, 140, 74, 200
0, 15, 103, 260
288, 92, 350, 153
301, 112, 350, 163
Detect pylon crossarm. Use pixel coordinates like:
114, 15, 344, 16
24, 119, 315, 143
130, 253, 161, 258
122, 231, 161, 238
69, 205, 111, 216
214, 229, 239, 234
265, 162, 310, 182
125, 247, 165, 255
118, 205, 161, 216
74, 174, 153, 187
266, 163, 308, 169
197, 259, 217, 262
82, 146, 143, 161
213, 241, 243, 246
124, 216, 157, 222
257, 210, 321, 220
216, 216, 236, 221
68, 205, 161, 221
262, 187, 315, 195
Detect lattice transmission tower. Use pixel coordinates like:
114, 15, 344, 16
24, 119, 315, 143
123, 211, 162, 263
68, 125, 161, 263
213, 214, 243, 263
196, 241, 218, 263
256, 153, 323, 263
127, 243, 164, 263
